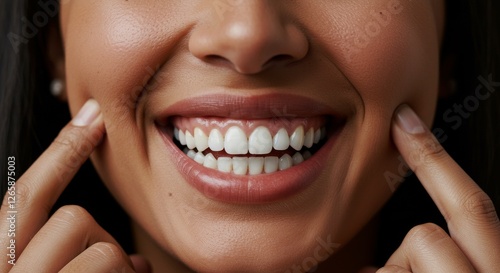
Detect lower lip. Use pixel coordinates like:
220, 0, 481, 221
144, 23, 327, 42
158, 127, 341, 204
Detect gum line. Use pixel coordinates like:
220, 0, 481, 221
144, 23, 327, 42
171, 116, 327, 136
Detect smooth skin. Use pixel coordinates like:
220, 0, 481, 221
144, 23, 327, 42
58, 2, 446, 271
2, 1, 500, 272
1, 101, 498, 272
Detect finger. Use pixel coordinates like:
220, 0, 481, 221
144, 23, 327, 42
391, 104, 500, 271
0, 99, 105, 269
59, 242, 136, 273
12, 99, 104, 211
130, 254, 153, 273
12, 205, 132, 272
385, 223, 476, 273
376, 265, 411, 273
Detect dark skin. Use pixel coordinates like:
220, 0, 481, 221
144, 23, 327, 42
1, 1, 499, 272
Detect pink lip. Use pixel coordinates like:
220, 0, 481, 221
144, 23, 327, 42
155, 94, 345, 204
154, 93, 345, 121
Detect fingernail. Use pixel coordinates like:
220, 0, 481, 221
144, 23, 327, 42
395, 104, 425, 134
72, 99, 101, 127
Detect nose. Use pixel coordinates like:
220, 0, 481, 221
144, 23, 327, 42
189, 1, 309, 75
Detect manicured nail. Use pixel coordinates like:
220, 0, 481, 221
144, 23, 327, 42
72, 99, 101, 127
395, 104, 425, 134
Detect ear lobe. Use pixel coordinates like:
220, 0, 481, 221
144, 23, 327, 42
46, 21, 67, 101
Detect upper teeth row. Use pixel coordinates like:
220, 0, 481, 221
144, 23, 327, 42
174, 126, 326, 155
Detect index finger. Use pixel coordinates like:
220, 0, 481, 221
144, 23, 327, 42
0, 99, 105, 264
16, 99, 104, 209
391, 104, 500, 271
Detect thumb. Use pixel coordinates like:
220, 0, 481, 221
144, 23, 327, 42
129, 254, 152, 273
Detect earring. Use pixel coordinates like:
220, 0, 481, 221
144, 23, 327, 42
50, 79, 65, 98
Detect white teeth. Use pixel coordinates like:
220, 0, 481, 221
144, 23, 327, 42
273, 128, 290, 151
217, 157, 232, 173
177, 124, 327, 174
194, 128, 209, 152
290, 126, 305, 151
185, 131, 196, 150
279, 154, 293, 171
183, 149, 311, 175
292, 152, 304, 165
224, 126, 248, 155
179, 130, 187, 145
232, 157, 248, 175
248, 157, 264, 175
187, 150, 196, 159
304, 128, 314, 148
203, 153, 217, 169
208, 129, 224, 152
176, 126, 326, 153
313, 129, 321, 144
174, 128, 180, 141
249, 126, 273, 155
264, 156, 279, 174
193, 152, 205, 164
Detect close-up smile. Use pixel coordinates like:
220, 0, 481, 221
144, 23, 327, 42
155, 94, 347, 203
3, 0, 499, 272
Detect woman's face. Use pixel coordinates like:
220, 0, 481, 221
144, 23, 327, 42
59, 1, 445, 271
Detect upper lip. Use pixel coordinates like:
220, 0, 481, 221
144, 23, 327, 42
153, 93, 349, 125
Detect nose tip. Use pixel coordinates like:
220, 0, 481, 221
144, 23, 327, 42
188, 3, 308, 75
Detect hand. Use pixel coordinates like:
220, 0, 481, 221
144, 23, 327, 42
0, 99, 151, 273
364, 105, 500, 272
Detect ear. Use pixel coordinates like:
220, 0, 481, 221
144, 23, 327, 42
46, 20, 67, 101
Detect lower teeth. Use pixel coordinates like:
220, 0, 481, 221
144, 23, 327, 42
183, 149, 313, 175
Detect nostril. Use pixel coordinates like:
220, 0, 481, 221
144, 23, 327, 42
204, 55, 232, 67
263, 54, 296, 67
203, 54, 297, 74
206, 55, 225, 61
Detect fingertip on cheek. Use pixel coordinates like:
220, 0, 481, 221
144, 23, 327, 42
72, 99, 101, 127
393, 104, 426, 135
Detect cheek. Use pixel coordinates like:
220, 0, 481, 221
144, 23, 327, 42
308, 0, 441, 125
61, 2, 194, 215
62, 1, 191, 120
342, 1, 441, 171
315, 0, 440, 195
302, 0, 442, 237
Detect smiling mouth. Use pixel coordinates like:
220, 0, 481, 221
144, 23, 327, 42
170, 116, 330, 175
155, 94, 346, 203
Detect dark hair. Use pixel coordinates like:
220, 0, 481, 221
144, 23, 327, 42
1, 0, 499, 264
